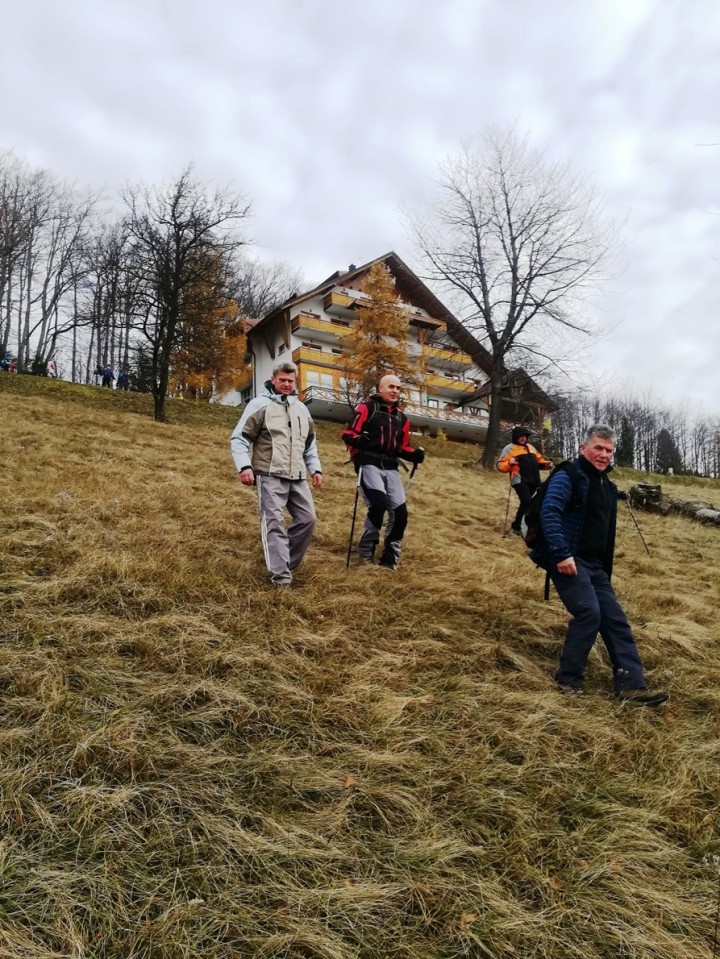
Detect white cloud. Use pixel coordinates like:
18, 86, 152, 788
0, 0, 718, 414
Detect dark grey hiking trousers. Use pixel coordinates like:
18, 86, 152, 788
551, 559, 647, 692
358, 465, 408, 566
256, 475, 317, 584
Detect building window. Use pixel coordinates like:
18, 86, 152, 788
320, 373, 334, 388
305, 370, 320, 386
278, 343, 286, 354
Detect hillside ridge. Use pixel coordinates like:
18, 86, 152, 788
2, 374, 719, 959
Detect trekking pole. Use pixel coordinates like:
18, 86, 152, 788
404, 450, 423, 493
501, 474, 513, 537
624, 497, 651, 556
713, 865, 720, 959
713, 860, 720, 959
345, 466, 363, 570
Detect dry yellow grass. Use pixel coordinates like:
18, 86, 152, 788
1, 374, 719, 958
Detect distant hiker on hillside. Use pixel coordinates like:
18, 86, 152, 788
341, 373, 424, 571
497, 425, 553, 535
101, 365, 114, 388
230, 361, 323, 587
117, 369, 129, 391
529, 424, 668, 706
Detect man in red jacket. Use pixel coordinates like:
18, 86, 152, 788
342, 373, 424, 570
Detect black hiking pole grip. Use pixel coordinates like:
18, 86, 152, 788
346, 466, 363, 570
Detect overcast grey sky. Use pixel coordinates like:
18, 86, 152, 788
2, 0, 718, 415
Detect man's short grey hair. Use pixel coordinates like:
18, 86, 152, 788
272, 361, 298, 376
585, 424, 616, 443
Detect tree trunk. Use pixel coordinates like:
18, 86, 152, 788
478, 371, 505, 469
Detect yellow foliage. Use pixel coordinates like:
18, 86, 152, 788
169, 299, 250, 401
342, 262, 424, 398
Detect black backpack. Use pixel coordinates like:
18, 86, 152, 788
520, 461, 579, 548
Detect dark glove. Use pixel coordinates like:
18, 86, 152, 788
409, 447, 425, 465
617, 489, 629, 501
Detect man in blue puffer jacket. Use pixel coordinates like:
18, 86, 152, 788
531, 424, 668, 706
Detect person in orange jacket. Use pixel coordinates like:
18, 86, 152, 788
497, 425, 553, 535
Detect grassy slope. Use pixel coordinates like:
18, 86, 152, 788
1, 374, 719, 959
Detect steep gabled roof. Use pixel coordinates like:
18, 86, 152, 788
247, 251, 495, 375
457, 368, 558, 414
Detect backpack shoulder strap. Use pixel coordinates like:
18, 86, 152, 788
541, 460, 580, 604
363, 397, 380, 425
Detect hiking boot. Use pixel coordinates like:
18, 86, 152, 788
269, 574, 292, 587
557, 683, 584, 696
358, 555, 375, 566
378, 556, 398, 571
616, 687, 669, 707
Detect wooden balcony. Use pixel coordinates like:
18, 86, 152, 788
292, 346, 343, 369
323, 290, 356, 317
292, 312, 352, 341
423, 371, 478, 395
423, 344, 472, 367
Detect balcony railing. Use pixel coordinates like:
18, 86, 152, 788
292, 312, 353, 339
323, 291, 356, 316
291, 346, 477, 397
402, 400, 489, 427
423, 344, 473, 366
301, 384, 485, 420
292, 346, 342, 368
423, 371, 478, 394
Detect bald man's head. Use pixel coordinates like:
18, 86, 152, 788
377, 374, 401, 403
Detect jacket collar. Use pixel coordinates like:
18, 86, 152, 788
263, 379, 297, 402
578, 455, 613, 478
370, 392, 398, 411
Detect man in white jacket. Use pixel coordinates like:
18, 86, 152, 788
230, 362, 323, 586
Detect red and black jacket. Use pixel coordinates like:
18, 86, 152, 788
341, 395, 416, 470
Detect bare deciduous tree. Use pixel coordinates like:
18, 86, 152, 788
230, 257, 303, 320
0, 152, 95, 372
408, 129, 614, 468
123, 167, 250, 421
